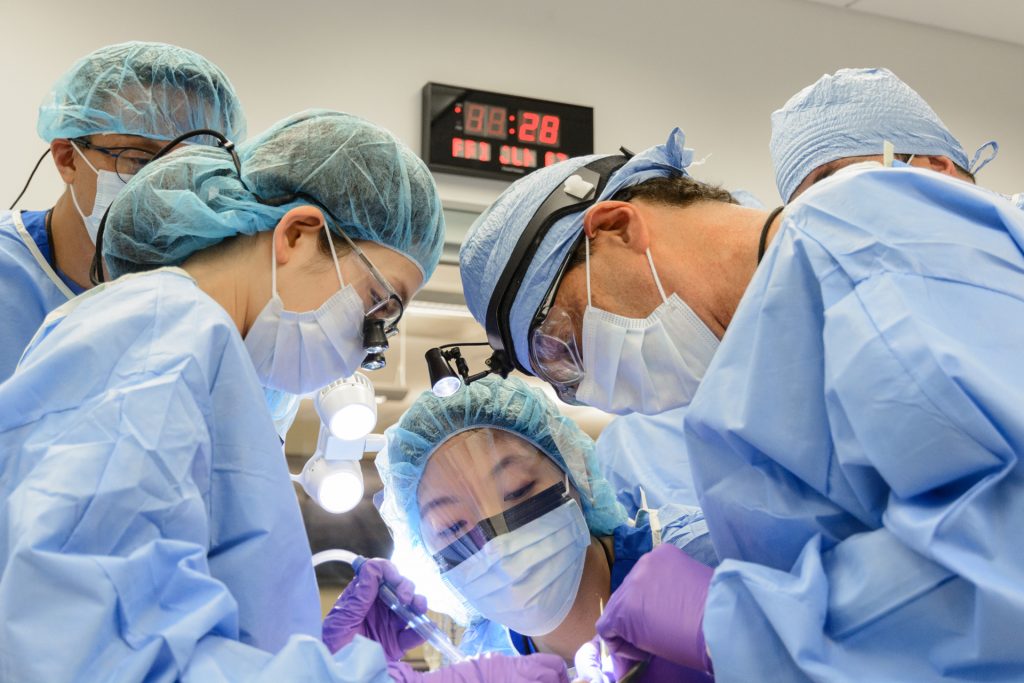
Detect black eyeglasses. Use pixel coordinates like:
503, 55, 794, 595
72, 137, 160, 183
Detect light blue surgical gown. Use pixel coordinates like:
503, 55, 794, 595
685, 166, 1024, 682
0, 268, 391, 683
0, 209, 84, 381
594, 408, 699, 515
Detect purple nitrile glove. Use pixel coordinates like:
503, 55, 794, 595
388, 653, 569, 683
595, 544, 714, 675
322, 557, 428, 660
574, 636, 713, 683
573, 636, 616, 683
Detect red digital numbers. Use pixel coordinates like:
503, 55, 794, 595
463, 102, 508, 140
499, 145, 538, 169
544, 151, 569, 167
452, 137, 491, 162
517, 111, 560, 147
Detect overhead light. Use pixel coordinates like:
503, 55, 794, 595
295, 454, 364, 514
425, 347, 462, 397
315, 373, 377, 441
292, 427, 387, 514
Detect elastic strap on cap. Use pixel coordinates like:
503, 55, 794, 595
969, 140, 999, 175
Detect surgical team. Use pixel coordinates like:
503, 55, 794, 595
0, 41, 1021, 683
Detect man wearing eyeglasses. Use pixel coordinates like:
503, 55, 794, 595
459, 128, 1024, 681
0, 41, 246, 381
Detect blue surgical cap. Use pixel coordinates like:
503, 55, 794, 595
378, 376, 625, 556
460, 129, 695, 374
104, 109, 444, 280
770, 67, 981, 203
38, 41, 246, 144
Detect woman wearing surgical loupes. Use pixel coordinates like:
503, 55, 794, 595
0, 110, 563, 683
334, 376, 717, 682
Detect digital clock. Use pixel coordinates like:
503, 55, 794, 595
422, 83, 594, 181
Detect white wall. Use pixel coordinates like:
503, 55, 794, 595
3, 0, 1022, 213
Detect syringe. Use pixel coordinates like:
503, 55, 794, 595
351, 555, 466, 664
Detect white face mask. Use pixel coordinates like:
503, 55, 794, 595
441, 498, 591, 637
575, 240, 719, 415
244, 224, 367, 394
68, 141, 131, 245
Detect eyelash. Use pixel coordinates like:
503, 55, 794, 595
435, 479, 537, 539
504, 481, 535, 502
440, 520, 466, 539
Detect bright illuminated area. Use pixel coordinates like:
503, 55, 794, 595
317, 466, 364, 514
431, 375, 462, 398
330, 404, 376, 441
3, 1, 1023, 679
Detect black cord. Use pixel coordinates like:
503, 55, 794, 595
758, 206, 785, 264
9, 148, 52, 210
436, 341, 492, 351
44, 209, 57, 270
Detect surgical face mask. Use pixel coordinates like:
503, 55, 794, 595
575, 241, 719, 415
244, 225, 367, 394
265, 387, 302, 442
68, 141, 131, 245
440, 497, 591, 637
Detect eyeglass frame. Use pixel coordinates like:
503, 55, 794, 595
71, 136, 161, 183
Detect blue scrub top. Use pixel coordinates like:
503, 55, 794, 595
686, 166, 1024, 682
0, 209, 85, 382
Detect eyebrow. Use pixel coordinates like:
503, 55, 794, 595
490, 454, 520, 478
419, 494, 458, 517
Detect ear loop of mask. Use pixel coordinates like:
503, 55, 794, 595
585, 233, 669, 312
67, 141, 101, 221
271, 221, 346, 302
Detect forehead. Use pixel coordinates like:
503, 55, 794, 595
417, 427, 561, 497
87, 133, 168, 152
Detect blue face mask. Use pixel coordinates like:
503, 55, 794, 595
265, 387, 301, 441
440, 496, 591, 636
243, 223, 367, 395
68, 141, 131, 245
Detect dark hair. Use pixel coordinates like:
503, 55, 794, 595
564, 175, 738, 271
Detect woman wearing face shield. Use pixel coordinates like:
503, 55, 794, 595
0, 110, 565, 683
357, 376, 718, 683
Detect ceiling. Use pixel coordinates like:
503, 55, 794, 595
802, 0, 1024, 47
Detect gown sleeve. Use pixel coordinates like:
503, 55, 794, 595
695, 172, 1024, 682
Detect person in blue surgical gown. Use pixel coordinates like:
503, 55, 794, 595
0, 109, 563, 683
0, 41, 246, 382
458, 127, 1024, 680
374, 376, 715, 682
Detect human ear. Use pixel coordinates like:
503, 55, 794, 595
271, 205, 327, 267
918, 155, 958, 179
50, 139, 78, 184
583, 200, 650, 255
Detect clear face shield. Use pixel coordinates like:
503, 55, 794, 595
415, 428, 592, 636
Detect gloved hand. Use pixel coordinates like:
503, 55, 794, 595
388, 653, 569, 683
574, 636, 713, 683
322, 558, 428, 660
595, 544, 714, 675
573, 636, 616, 683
